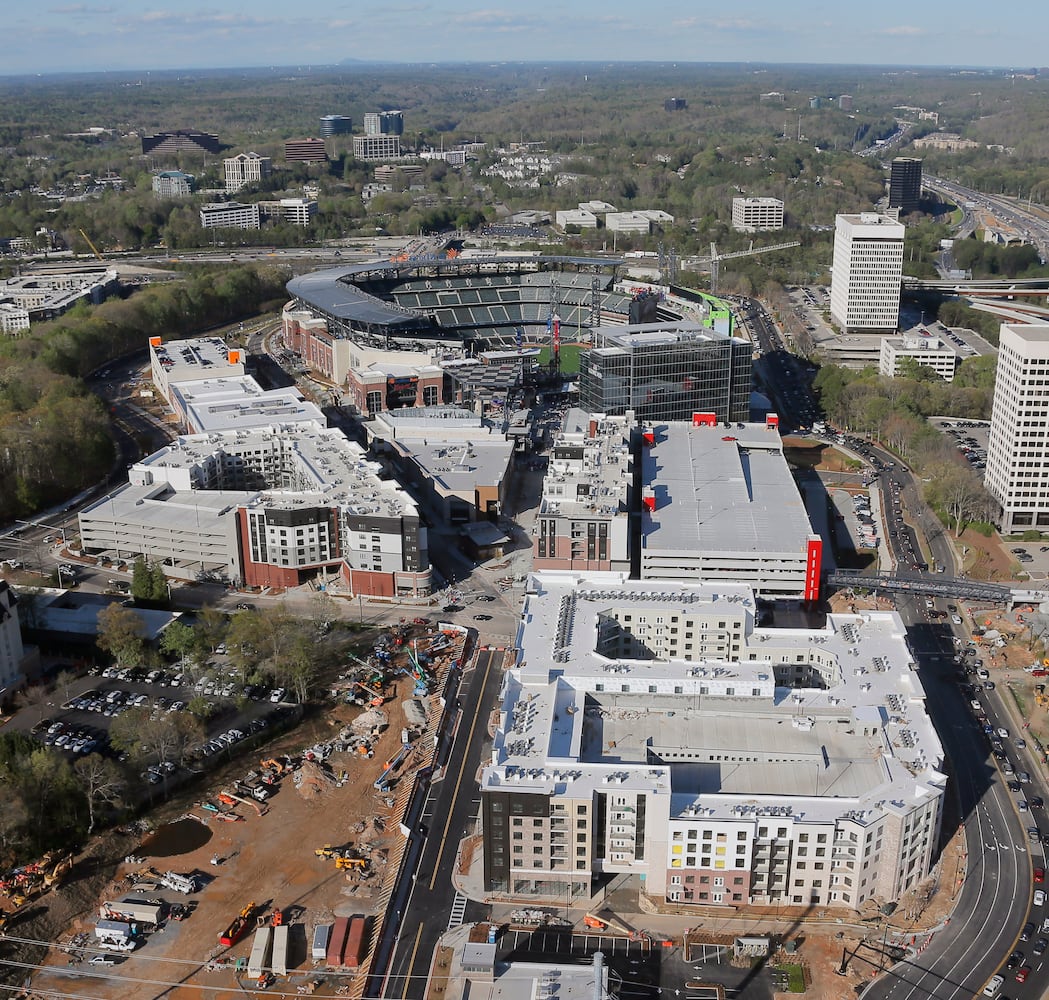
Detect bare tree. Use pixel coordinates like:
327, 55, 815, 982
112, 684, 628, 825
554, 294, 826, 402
74, 753, 125, 835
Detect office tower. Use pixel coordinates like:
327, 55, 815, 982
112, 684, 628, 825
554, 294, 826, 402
985, 323, 1049, 534
319, 115, 353, 137
829, 213, 905, 334
363, 111, 404, 136
224, 152, 272, 193
889, 157, 923, 214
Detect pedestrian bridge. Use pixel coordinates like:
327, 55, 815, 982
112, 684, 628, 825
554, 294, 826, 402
826, 569, 1043, 606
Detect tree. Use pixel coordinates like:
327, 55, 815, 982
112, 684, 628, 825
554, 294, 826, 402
95, 602, 145, 666
194, 604, 228, 658
74, 753, 125, 835
159, 620, 196, 665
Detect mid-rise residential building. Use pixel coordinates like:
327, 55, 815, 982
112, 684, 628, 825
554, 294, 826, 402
879, 333, 958, 381
578, 321, 752, 423
319, 115, 353, 136
152, 170, 194, 198
224, 153, 272, 193
479, 573, 946, 910
0, 580, 27, 703
533, 411, 633, 574
731, 197, 785, 232
985, 323, 1049, 533
150, 335, 245, 401
79, 421, 431, 596
141, 130, 220, 156
888, 157, 923, 214
829, 213, 905, 334
199, 202, 261, 230
284, 139, 329, 163
838, 94, 854, 111
912, 133, 979, 152
353, 135, 402, 162
364, 111, 404, 136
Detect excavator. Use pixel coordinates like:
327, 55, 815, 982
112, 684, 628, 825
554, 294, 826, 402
217, 790, 267, 818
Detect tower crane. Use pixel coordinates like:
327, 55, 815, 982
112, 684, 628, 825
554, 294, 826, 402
687, 240, 801, 294
77, 229, 105, 262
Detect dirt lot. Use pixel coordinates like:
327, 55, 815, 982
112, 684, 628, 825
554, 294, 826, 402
3, 626, 465, 1000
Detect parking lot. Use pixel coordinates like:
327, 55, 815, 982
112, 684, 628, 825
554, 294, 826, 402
27, 665, 291, 782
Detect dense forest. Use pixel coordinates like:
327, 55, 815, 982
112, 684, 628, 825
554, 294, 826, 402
0, 263, 290, 520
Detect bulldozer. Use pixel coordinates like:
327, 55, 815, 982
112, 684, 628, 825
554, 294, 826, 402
315, 844, 341, 859
43, 853, 74, 890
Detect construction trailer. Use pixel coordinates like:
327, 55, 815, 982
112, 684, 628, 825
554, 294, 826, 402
272, 923, 289, 976
94, 919, 137, 951
101, 898, 164, 925
312, 924, 331, 961
326, 916, 350, 966
248, 925, 273, 979
160, 871, 197, 894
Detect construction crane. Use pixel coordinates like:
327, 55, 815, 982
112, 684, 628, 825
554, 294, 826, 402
77, 229, 105, 262
688, 240, 802, 294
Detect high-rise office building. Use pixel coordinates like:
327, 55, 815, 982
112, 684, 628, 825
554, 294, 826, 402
284, 139, 329, 163
352, 135, 402, 162
578, 322, 752, 422
985, 323, 1049, 534
363, 111, 404, 136
141, 130, 220, 156
319, 115, 353, 137
829, 213, 905, 334
224, 152, 272, 193
889, 157, 923, 214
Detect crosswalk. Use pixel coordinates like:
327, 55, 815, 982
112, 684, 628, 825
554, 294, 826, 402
447, 892, 468, 929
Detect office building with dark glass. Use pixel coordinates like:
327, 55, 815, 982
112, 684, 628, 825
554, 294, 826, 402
578, 322, 752, 422
889, 157, 923, 214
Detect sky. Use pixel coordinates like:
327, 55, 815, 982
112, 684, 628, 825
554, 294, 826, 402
6, 1, 1048, 77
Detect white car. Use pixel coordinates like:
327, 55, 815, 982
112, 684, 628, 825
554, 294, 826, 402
1035, 889, 1046, 906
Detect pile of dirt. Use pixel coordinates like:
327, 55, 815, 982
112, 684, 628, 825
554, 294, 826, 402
352, 708, 388, 734
294, 760, 337, 799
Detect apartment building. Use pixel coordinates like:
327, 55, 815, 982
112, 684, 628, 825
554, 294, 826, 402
731, 197, 785, 232
829, 213, 905, 334
532, 410, 633, 574
78, 422, 431, 596
985, 323, 1049, 533
480, 573, 946, 911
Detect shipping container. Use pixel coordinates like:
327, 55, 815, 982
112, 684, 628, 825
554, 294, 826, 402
248, 926, 273, 979
344, 916, 368, 969
272, 924, 289, 976
326, 916, 350, 966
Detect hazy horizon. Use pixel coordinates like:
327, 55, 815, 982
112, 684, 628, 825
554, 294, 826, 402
6, 1, 1046, 78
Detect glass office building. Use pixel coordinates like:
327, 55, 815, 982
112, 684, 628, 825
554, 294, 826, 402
578, 323, 752, 422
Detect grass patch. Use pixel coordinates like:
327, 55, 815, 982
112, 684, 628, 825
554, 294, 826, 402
773, 963, 807, 993
537, 343, 582, 373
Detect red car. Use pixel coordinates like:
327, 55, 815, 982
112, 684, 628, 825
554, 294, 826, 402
1035, 867, 1045, 883
1016, 966, 1031, 983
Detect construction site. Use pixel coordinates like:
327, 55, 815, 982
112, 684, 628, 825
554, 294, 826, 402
2, 619, 472, 1000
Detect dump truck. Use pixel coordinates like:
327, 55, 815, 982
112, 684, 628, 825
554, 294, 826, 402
220, 901, 255, 947
247, 925, 273, 979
